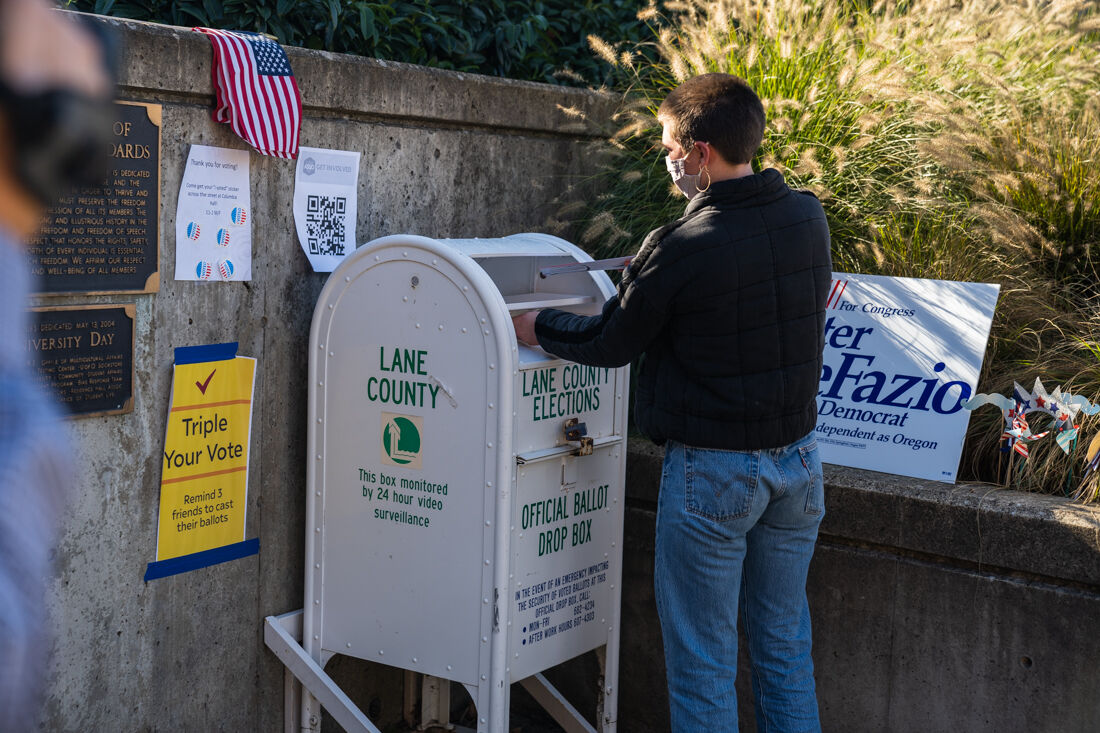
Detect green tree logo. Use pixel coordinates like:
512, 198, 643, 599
382, 416, 421, 465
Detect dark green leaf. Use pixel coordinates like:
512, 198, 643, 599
179, 5, 210, 25
202, 0, 222, 24
359, 4, 376, 44
64, 0, 683, 87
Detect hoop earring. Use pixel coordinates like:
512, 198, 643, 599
698, 166, 712, 193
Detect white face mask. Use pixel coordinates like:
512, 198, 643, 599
665, 154, 701, 199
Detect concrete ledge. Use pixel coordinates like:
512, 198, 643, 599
88, 13, 617, 137
625, 439, 1100, 588
820, 464, 1100, 588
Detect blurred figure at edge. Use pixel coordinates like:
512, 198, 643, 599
0, 0, 113, 728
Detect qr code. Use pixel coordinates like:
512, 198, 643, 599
305, 195, 347, 256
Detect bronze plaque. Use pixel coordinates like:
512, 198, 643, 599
28, 305, 136, 418
28, 101, 161, 295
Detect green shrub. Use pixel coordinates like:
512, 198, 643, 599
569, 0, 1100, 498
69, 0, 676, 87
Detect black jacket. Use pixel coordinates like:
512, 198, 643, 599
535, 168, 832, 450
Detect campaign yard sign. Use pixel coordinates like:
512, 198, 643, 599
816, 273, 999, 483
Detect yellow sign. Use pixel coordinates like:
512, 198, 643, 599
146, 343, 256, 580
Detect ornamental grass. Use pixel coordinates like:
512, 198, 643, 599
560, 0, 1100, 498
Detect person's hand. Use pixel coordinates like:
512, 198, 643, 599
512, 311, 539, 346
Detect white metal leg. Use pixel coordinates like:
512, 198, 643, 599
518, 673, 597, 733
267, 611, 614, 733
599, 634, 619, 731
419, 675, 454, 730
276, 610, 304, 733
284, 666, 302, 733
264, 611, 381, 733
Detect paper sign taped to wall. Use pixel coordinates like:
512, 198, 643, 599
175, 144, 252, 281
145, 342, 258, 580
816, 273, 999, 483
293, 146, 360, 272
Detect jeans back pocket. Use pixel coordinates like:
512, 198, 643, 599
685, 445, 759, 521
798, 440, 825, 516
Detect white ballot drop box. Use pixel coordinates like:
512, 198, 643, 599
265, 233, 629, 733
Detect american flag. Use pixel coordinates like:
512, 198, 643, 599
194, 28, 301, 159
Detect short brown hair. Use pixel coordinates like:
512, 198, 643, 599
657, 74, 765, 165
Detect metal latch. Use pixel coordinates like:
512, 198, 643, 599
563, 418, 593, 456
539, 255, 634, 278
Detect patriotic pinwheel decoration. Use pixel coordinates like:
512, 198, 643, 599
963, 378, 1099, 460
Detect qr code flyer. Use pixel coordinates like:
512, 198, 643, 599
293, 147, 361, 272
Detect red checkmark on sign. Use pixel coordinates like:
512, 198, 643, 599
196, 369, 216, 395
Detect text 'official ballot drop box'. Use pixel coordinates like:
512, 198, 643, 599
264, 234, 629, 733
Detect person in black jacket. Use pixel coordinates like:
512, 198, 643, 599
513, 73, 831, 732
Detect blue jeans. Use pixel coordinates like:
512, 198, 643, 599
655, 432, 824, 732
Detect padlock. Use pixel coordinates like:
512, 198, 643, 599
563, 417, 593, 456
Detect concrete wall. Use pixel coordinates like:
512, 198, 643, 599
620, 439, 1100, 733
35, 14, 614, 732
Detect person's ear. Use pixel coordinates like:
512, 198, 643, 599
695, 141, 712, 168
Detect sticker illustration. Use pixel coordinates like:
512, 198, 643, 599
381, 412, 423, 470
